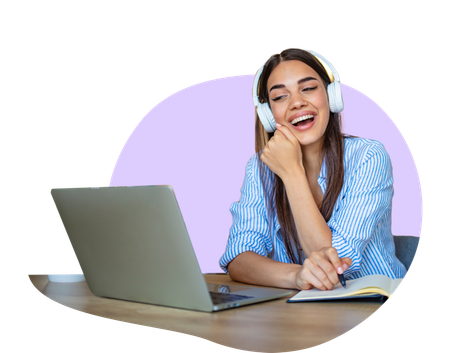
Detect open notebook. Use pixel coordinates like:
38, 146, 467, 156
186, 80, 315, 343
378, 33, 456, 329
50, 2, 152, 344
287, 274, 402, 302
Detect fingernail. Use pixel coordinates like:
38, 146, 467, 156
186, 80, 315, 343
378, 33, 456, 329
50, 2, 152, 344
337, 266, 343, 274
343, 264, 348, 271
276, 123, 282, 127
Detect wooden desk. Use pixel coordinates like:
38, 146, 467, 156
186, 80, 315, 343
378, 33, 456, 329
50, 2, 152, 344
29, 274, 381, 352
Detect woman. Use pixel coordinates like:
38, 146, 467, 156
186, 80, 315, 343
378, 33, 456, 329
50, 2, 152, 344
219, 49, 406, 291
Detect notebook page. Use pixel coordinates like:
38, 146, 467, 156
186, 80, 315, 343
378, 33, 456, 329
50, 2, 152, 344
290, 274, 393, 300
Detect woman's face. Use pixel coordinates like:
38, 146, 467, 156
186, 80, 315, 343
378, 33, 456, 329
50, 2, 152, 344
267, 60, 330, 148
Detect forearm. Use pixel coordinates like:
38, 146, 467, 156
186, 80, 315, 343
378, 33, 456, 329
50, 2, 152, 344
227, 251, 301, 289
282, 170, 332, 257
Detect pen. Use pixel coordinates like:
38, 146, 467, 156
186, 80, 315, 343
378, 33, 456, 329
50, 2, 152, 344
338, 273, 346, 289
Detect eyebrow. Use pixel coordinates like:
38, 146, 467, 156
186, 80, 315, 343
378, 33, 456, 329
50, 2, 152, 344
269, 77, 318, 92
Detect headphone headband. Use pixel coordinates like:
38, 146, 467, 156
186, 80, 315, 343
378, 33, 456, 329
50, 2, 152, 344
308, 50, 340, 84
253, 50, 340, 102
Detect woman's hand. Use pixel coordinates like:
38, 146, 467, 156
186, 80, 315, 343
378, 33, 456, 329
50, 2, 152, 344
293, 247, 352, 291
260, 124, 304, 180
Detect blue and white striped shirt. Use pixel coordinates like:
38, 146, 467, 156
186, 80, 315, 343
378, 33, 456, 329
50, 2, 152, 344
219, 137, 407, 279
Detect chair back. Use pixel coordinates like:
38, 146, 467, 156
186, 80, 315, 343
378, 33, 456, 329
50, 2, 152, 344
393, 235, 419, 271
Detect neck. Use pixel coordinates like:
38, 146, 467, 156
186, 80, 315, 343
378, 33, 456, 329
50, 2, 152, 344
301, 137, 325, 178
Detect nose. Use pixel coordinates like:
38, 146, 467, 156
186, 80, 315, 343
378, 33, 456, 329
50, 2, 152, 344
289, 92, 307, 110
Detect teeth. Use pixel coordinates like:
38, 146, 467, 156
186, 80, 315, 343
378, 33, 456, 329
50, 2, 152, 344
291, 114, 314, 125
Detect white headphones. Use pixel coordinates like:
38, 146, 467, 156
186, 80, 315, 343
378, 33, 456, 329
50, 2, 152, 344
252, 50, 344, 133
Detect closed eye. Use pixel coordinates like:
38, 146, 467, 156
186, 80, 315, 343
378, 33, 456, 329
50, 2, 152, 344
303, 86, 318, 92
271, 95, 286, 102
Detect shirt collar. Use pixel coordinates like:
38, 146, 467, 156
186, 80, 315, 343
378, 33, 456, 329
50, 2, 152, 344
319, 156, 327, 180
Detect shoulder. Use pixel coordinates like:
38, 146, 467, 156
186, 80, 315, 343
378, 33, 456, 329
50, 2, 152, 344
246, 153, 261, 169
343, 136, 391, 171
245, 152, 273, 179
342, 136, 393, 186
244, 153, 261, 178
343, 136, 389, 157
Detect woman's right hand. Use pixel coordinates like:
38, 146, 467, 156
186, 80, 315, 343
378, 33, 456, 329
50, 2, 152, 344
293, 247, 352, 291
260, 124, 304, 181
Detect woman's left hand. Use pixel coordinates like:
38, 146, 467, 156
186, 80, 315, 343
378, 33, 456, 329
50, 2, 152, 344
260, 124, 304, 180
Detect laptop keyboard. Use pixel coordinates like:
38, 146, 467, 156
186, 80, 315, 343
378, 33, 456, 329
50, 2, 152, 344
209, 291, 254, 304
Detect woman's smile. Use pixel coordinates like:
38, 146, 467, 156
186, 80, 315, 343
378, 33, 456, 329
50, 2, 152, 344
289, 110, 317, 131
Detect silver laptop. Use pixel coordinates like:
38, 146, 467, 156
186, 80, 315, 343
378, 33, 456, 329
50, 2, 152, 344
51, 185, 292, 312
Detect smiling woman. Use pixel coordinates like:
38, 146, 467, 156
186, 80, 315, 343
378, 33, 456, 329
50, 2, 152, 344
219, 49, 407, 291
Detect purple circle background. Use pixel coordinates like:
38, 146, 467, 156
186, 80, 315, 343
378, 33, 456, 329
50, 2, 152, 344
110, 76, 422, 273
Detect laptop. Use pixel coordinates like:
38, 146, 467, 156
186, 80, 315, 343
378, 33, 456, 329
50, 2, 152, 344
51, 185, 292, 312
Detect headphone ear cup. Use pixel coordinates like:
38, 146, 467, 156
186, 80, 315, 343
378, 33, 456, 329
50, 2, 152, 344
257, 102, 276, 133
327, 82, 344, 113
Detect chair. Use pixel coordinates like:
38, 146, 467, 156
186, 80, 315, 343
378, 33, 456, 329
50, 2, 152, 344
393, 235, 420, 271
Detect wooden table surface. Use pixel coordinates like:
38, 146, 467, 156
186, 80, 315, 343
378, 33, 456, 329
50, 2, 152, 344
29, 274, 382, 352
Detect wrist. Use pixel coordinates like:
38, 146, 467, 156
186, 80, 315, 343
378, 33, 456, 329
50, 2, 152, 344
287, 264, 303, 290
281, 166, 306, 184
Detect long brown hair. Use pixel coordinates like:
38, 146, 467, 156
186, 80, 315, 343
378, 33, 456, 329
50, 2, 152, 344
254, 49, 346, 264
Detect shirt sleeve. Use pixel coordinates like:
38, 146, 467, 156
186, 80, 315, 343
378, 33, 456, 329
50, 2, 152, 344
329, 141, 394, 275
219, 155, 273, 273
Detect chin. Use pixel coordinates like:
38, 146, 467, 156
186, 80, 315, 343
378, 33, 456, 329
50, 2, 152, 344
298, 138, 320, 147
296, 133, 325, 148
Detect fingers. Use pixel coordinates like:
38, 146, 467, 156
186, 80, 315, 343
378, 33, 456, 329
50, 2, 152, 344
296, 265, 325, 291
261, 123, 304, 180
275, 123, 299, 144
263, 128, 286, 150
341, 257, 352, 271
302, 257, 336, 290
297, 248, 352, 291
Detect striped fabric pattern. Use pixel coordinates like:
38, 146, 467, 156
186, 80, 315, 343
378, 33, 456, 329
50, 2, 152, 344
219, 137, 407, 280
